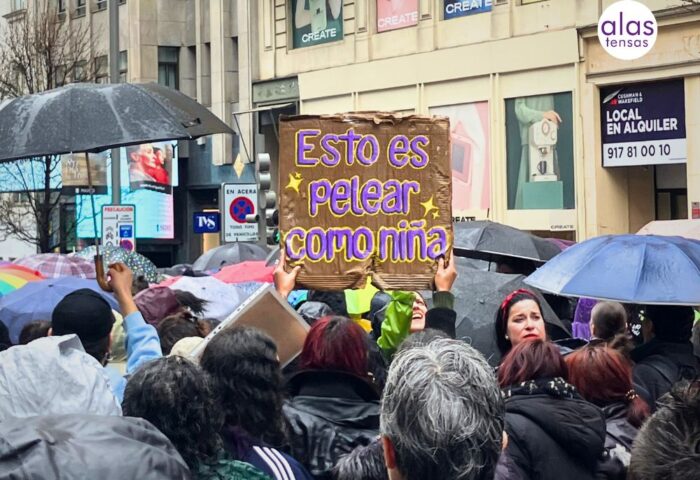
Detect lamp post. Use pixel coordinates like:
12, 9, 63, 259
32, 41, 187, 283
109, 0, 120, 204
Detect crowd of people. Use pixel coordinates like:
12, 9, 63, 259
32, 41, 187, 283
0, 252, 697, 480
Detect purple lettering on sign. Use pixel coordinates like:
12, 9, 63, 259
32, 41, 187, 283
388, 135, 410, 167
361, 179, 382, 214
382, 180, 402, 214
378, 227, 400, 262
296, 129, 320, 166
354, 227, 374, 260
307, 228, 327, 261
410, 136, 430, 168
330, 179, 351, 216
407, 220, 428, 259
356, 135, 379, 166
330, 228, 352, 259
402, 181, 420, 213
427, 227, 449, 259
309, 179, 331, 216
320, 134, 341, 166
285, 228, 306, 260
337, 129, 362, 165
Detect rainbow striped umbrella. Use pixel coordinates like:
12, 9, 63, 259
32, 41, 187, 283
0, 265, 44, 296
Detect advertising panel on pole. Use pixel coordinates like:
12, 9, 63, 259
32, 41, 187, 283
222, 183, 258, 242
377, 0, 419, 32
278, 113, 453, 292
601, 79, 686, 167
61, 152, 109, 195
101, 204, 136, 252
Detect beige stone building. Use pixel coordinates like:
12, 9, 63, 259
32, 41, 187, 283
1, 0, 258, 263
254, 0, 699, 241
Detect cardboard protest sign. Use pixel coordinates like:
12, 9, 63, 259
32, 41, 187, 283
190, 284, 309, 367
279, 112, 453, 291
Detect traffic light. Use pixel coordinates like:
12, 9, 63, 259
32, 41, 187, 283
256, 153, 278, 245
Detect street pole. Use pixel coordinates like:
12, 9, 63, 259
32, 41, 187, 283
109, 0, 121, 204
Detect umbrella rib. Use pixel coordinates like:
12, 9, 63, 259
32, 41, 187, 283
630, 242, 646, 300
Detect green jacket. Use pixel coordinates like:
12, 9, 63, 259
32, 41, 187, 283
195, 453, 272, 480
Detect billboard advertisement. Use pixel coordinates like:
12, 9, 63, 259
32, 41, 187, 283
76, 141, 178, 239
430, 102, 490, 220
377, 0, 419, 32
61, 152, 109, 195
444, 0, 492, 20
292, 0, 343, 49
601, 79, 686, 167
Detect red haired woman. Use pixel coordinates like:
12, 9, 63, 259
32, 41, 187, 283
284, 316, 380, 479
498, 340, 607, 480
566, 345, 651, 479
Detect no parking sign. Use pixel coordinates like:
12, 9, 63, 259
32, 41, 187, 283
222, 183, 258, 242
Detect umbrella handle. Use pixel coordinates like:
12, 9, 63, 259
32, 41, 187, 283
94, 255, 114, 292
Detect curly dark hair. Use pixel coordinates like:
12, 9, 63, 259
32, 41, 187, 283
157, 311, 211, 355
200, 326, 288, 448
122, 356, 223, 470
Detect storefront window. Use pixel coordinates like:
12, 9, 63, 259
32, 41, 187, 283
505, 92, 575, 210
430, 102, 490, 220
291, 0, 343, 49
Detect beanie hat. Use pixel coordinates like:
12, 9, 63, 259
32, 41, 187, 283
52, 289, 115, 343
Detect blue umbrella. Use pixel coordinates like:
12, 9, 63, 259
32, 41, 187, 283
524, 235, 700, 305
0, 277, 120, 344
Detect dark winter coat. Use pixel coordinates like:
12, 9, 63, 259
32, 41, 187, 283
595, 403, 640, 480
503, 378, 607, 480
631, 339, 700, 408
283, 370, 381, 480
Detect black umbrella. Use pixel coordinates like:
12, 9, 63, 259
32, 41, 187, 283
453, 220, 561, 265
451, 257, 570, 366
192, 242, 270, 271
0, 82, 234, 290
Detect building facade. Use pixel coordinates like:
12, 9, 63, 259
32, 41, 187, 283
1, 0, 258, 264
254, 0, 697, 241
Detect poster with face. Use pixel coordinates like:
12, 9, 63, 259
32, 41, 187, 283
278, 113, 453, 291
292, 0, 344, 48
127, 142, 174, 194
505, 92, 575, 210
430, 102, 490, 220
377, 0, 419, 32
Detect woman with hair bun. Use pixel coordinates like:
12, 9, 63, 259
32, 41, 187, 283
566, 344, 651, 479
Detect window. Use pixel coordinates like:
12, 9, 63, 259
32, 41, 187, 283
521, 0, 545, 4
94, 55, 108, 83
11, 0, 26, 11
158, 47, 179, 89
95, 0, 107, 11
57, 0, 66, 12
75, 0, 86, 16
73, 60, 87, 82
118, 50, 127, 83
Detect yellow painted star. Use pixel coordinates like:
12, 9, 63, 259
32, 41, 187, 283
285, 172, 303, 194
420, 196, 438, 218
432, 210, 440, 219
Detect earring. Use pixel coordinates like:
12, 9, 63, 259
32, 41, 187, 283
505, 335, 509, 340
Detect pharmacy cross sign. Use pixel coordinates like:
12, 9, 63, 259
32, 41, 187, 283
278, 113, 453, 291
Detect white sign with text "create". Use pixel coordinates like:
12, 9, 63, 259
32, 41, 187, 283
102, 204, 136, 252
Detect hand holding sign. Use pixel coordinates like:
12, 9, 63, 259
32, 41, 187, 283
274, 249, 302, 299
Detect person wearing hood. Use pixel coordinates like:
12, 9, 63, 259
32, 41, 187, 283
566, 345, 650, 479
631, 305, 700, 408
0, 414, 191, 479
283, 316, 381, 479
0, 334, 121, 420
498, 339, 606, 480
50, 263, 162, 402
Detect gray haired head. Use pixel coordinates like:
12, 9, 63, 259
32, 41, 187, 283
380, 338, 504, 480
